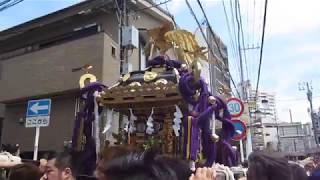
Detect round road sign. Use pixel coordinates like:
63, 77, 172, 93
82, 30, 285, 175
231, 119, 247, 141
227, 97, 244, 118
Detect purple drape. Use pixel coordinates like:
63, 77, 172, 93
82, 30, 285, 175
179, 70, 236, 167
71, 82, 106, 175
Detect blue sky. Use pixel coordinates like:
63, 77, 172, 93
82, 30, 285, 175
1, 0, 320, 123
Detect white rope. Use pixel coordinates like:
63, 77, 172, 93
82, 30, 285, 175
93, 91, 101, 159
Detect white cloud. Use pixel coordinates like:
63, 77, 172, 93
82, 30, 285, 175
296, 44, 320, 54
237, 0, 320, 39
266, 0, 320, 36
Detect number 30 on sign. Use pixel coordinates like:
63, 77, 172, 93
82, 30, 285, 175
227, 98, 244, 118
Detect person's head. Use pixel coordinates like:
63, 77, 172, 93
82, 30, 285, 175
247, 151, 291, 180
100, 150, 192, 180
39, 158, 48, 174
8, 163, 42, 180
46, 152, 76, 180
2, 143, 20, 156
95, 145, 137, 180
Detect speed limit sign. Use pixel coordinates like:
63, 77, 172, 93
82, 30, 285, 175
227, 98, 244, 118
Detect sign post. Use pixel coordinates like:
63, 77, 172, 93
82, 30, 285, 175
239, 139, 244, 163
33, 127, 40, 160
26, 99, 51, 160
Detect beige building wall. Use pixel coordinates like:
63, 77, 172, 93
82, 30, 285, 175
0, 33, 105, 102
102, 33, 120, 86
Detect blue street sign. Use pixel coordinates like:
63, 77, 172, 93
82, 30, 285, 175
27, 99, 51, 117
231, 119, 247, 141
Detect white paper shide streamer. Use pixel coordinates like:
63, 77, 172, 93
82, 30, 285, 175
173, 105, 182, 137
128, 108, 137, 133
103, 108, 114, 134
146, 108, 154, 135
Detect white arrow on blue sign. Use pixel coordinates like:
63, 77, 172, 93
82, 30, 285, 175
26, 99, 51, 128
27, 99, 51, 117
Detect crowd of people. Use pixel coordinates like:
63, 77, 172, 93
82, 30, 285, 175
1, 144, 320, 180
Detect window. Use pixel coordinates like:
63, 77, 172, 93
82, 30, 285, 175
139, 42, 146, 70
111, 45, 116, 58
1, 24, 101, 61
39, 24, 99, 49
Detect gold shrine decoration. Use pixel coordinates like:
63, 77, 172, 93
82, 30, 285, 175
164, 30, 208, 66
143, 71, 158, 82
79, 73, 97, 88
147, 22, 175, 53
122, 73, 131, 82
163, 117, 174, 154
154, 79, 168, 85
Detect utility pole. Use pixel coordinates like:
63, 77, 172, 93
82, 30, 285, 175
119, 0, 129, 75
289, 109, 293, 123
299, 82, 319, 145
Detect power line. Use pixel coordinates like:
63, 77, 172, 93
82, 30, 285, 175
254, 0, 268, 100
236, 0, 249, 79
185, 0, 213, 58
234, 0, 246, 100
195, 0, 225, 60
246, 0, 249, 48
249, 0, 258, 84
185, 0, 240, 98
221, 0, 241, 83
252, 0, 256, 50
0, 0, 10, 6
195, 0, 241, 98
0, 0, 23, 12
228, 0, 242, 85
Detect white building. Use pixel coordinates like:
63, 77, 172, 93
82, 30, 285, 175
276, 122, 317, 157
244, 81, 279, 151
249, 89, 277, 124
